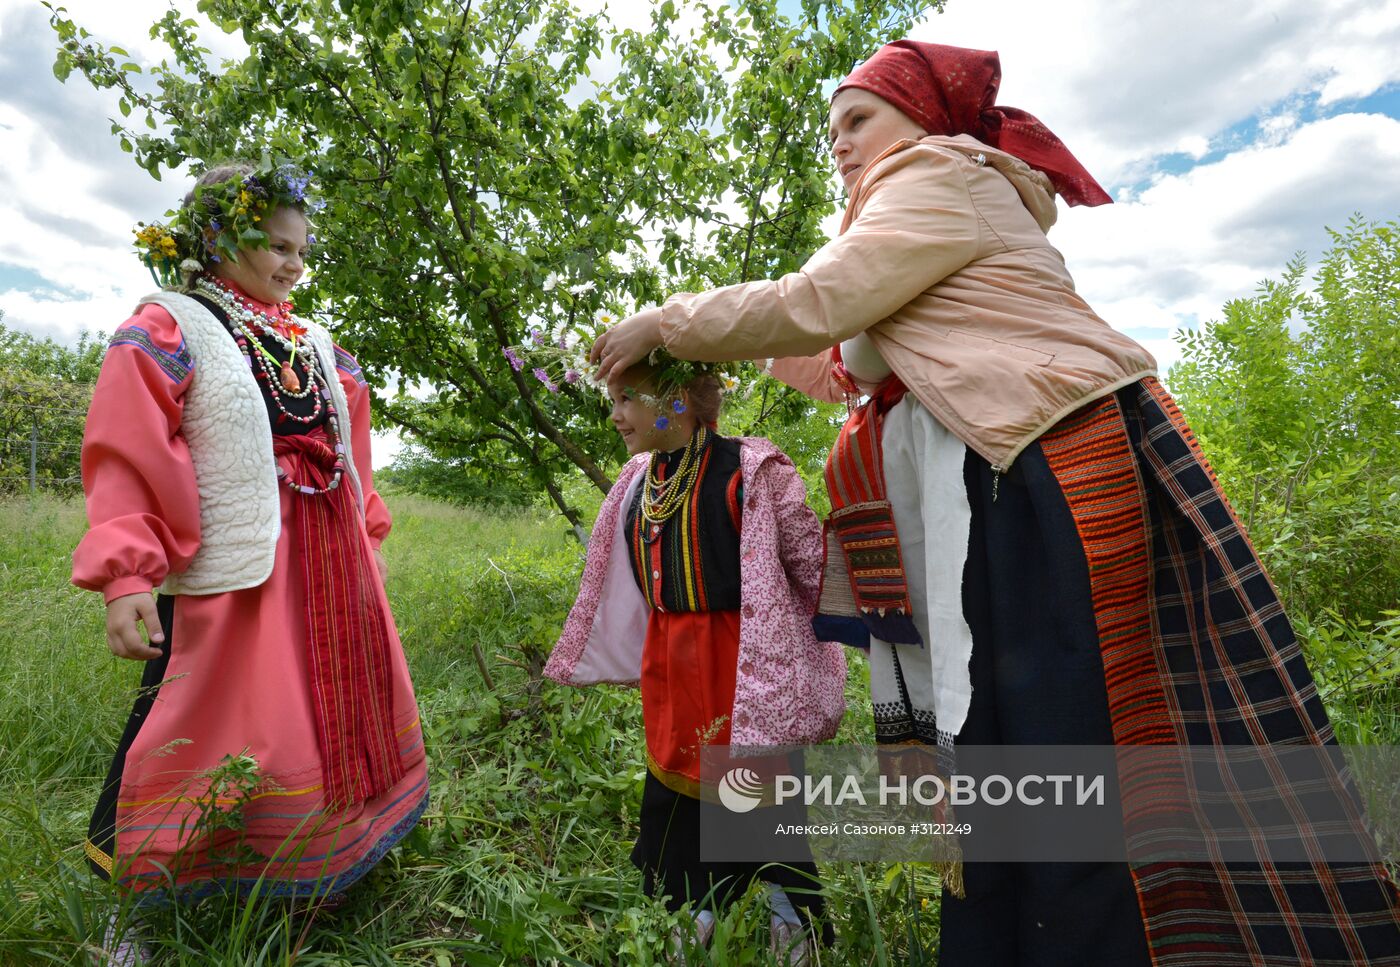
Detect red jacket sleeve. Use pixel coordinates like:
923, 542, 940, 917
72, 304, 202, 602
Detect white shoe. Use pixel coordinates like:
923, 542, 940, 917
99, 912, 151, 967
768, 885, 811, 966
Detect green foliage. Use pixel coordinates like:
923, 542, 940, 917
378, 442, 539, 510
46, 0, 936, 529
0, 315, 104, 493
1169, 215, 1400, 725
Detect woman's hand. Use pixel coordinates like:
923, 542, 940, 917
590, 306, 664, 387
105, 592, 165, 661
374, 548, 389, 584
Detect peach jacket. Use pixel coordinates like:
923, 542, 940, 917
543, 437, 847, 750
659, 134, 1157, 470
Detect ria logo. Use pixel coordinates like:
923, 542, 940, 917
718, 767, 765, 813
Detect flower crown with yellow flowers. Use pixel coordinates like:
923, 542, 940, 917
133, 158, 324, 289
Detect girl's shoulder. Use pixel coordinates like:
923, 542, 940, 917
330, 342, 368, 387
609, 453, 650, 492
115, 300, 182, 342
734, 435, 795, 470
106, 301, 191, 378
734, 436, 807, 495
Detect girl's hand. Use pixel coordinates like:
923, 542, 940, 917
590, 306, 664, 387
105, 592, 165, 661
374, 548, 389, 584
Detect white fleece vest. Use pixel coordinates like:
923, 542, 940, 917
141, 292, 363, 595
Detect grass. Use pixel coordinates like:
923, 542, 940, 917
0, 494, 939, 965
1, 491, 1394, 965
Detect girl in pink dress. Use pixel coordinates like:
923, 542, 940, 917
73, 163, 427, 929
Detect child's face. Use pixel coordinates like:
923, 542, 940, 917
609, 373, 694, 456
211, 205, 308, 304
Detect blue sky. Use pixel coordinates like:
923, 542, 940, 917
2, 0, 1399, 463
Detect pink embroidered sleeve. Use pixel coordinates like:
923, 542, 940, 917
72, 304, 202, 603
764, 456, 825, 613
335, 346, 391, 548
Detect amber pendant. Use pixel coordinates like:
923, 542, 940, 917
280, 361, 301, 392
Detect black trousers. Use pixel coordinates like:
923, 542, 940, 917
632, 772, 833, 943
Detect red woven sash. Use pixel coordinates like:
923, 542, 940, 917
812, 364, 922, 648
273, 434, 406, 809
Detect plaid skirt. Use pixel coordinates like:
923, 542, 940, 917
876, 377, 1400, 965
1040, 378, 1399, 965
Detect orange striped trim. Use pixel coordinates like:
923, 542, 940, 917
1038, 393, 1231, 961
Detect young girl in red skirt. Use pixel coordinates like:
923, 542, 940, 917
544, 366, 845, 963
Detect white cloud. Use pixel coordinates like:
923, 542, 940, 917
1054, 111, 1400, 373
910, 0, 1400, 185
0, 0, 237, 343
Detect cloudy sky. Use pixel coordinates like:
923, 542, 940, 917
2, 0, 1399, 462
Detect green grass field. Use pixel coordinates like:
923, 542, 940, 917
0, 494, 940, 966
1, 493, 1394, 966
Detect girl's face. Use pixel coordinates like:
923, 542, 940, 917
609, 374, 697, 456
212, 205, 309, 305
828, 87, 927, 193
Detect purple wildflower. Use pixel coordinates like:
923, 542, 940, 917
278, 167, 311, 202
655, 416, 670, 430
503, 346, 524, 371
530, 327, 546, 346
564, 369, 581, 384
210, 219, 222, 231
532, 366, 551, 384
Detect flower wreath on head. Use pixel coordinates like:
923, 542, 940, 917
507, 305, 744, 431
133, 157, 325, 290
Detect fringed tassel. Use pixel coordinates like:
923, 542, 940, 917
938, 856, 966, 900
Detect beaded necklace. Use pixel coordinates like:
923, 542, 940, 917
195, 276, 347, 495
642, 426, 710, 529
196, 276, 317, 397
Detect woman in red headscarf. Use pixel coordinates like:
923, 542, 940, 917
591, 40, 1400, 966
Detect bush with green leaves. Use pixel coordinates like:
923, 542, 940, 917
0, 314, 104, 494
1169, 215, 1400, 735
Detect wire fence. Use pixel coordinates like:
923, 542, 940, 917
0, 379, 93, 495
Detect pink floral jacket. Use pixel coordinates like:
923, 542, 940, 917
543, 437, 847, 748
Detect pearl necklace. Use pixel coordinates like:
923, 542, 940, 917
196, 276, 318, 398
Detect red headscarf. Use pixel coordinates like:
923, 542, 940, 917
834, 41, 1112, 207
